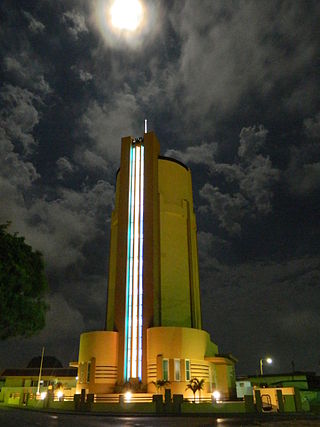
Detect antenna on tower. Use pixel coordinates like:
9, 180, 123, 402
144, 119, 147, 134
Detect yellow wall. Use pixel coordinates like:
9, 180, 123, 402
158, 159, 201, 329
77, 331, 118, 394
147, 326, 210, 360
146, 326, 235, 398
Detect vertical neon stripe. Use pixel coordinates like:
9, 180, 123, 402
128, 147, 135, 379
124, 141, 144, 381
138, 145, 144, 379
131, 146, 140, 378
124, 146, 133, 380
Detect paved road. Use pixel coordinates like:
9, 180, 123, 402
1, 408, 320, 427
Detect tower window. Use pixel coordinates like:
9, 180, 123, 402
174, 359, 181, 381
162, 359, 169, 381
185, 359, 190, 381
87, 361, 91, 383
79, 362, 85, 384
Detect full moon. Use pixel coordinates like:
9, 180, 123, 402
110, 0, 144, 31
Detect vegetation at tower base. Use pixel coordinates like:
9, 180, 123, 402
186, 377, 205, 403
0, 222, 48, 339
152, 379, 170, 394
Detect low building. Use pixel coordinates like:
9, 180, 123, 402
237, 371, 320, 392
0, 359, 77, 405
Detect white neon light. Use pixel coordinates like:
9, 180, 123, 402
138, 145, 144, 379
131, 145, 139, 378
124, 141, 144, 381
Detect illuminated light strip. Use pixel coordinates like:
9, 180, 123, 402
138, 145, 144, 379
124, 146, 133, 380
129, 147, 136, 379
131, 145, 140, 378
124, 141, 144, 381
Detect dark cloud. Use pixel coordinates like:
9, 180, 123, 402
1, 0, 320, 375
62, 9, 89, 40
171, 126, 280, 235
0, 84, 41, 152
22, 11, 45, 34
56, 157, 75, 180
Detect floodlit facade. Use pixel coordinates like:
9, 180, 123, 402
74, 131, 236, 399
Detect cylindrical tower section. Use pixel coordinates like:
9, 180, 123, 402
158, 157, 202, 329
76, 331, 118, 394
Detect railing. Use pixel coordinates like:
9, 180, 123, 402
94, 394, 119, 403
183, 396, 233, 403
94, 393, 153, 403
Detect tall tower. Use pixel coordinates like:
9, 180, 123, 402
106, 132, 202, 385
74, 131, 236, 399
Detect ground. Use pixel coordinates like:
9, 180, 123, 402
1, 407, 320, 427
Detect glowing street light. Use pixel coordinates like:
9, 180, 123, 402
124, 391, 132, 402
212, 390, 221, 402
260, 357, 273, 375
56, 390, 64, 400
40, 391, 47, 400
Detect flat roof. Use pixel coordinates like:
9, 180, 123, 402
0, 367, 78, 378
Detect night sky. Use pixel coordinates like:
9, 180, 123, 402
1, 0, 320, 377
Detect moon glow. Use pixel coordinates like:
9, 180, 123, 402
110, 0, 144, 32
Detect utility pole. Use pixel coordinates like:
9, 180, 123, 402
36, 346, 45, 395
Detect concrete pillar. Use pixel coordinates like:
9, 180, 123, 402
254, 389, 262, 412
276, 389, 284, 412
244, 394, 255, 412
294, 387, 302, 412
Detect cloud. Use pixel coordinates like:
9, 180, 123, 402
200, 184, 248, 236
23, 11, 45, 33
304, 112, 320, 139
165, 142, 218, 166
238, 125, 268, 161
170, 125, 279, 234
286, 112, 320, 194
80, 90, 141, 163
4, 55, 51, 94
38, 293, 86, 341
239, 155, 279, 213
167, 0, 320, 124
79, 69, 93, 82
22, 180, 114, 271
56, 157, 75, 180
62, 9, 88, 40
200, 255, 320, 372
288, 162, 320, 195
71, 65, 93, 82
0, 84, 40, 153
74, 149, 109, 173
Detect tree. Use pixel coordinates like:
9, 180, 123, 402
0, 223, 48, 339
185, 377, 205, 403
151, 379, 170, 394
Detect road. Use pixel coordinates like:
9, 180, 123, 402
0, 408, 320, 427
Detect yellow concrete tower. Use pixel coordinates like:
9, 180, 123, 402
75, 131, 236, 399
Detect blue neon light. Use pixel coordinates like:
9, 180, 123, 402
124, 141, 144, 381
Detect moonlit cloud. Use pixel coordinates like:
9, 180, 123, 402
23, 11, 45, 33
62, 9, 89, 40
1, 0, 320, 374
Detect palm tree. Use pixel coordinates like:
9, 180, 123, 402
185, 378, 205, 403
151, 379, 170, 394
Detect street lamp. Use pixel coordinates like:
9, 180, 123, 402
260, 357, 272, 375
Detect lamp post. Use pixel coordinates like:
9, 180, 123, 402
259, 357, 272, 375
